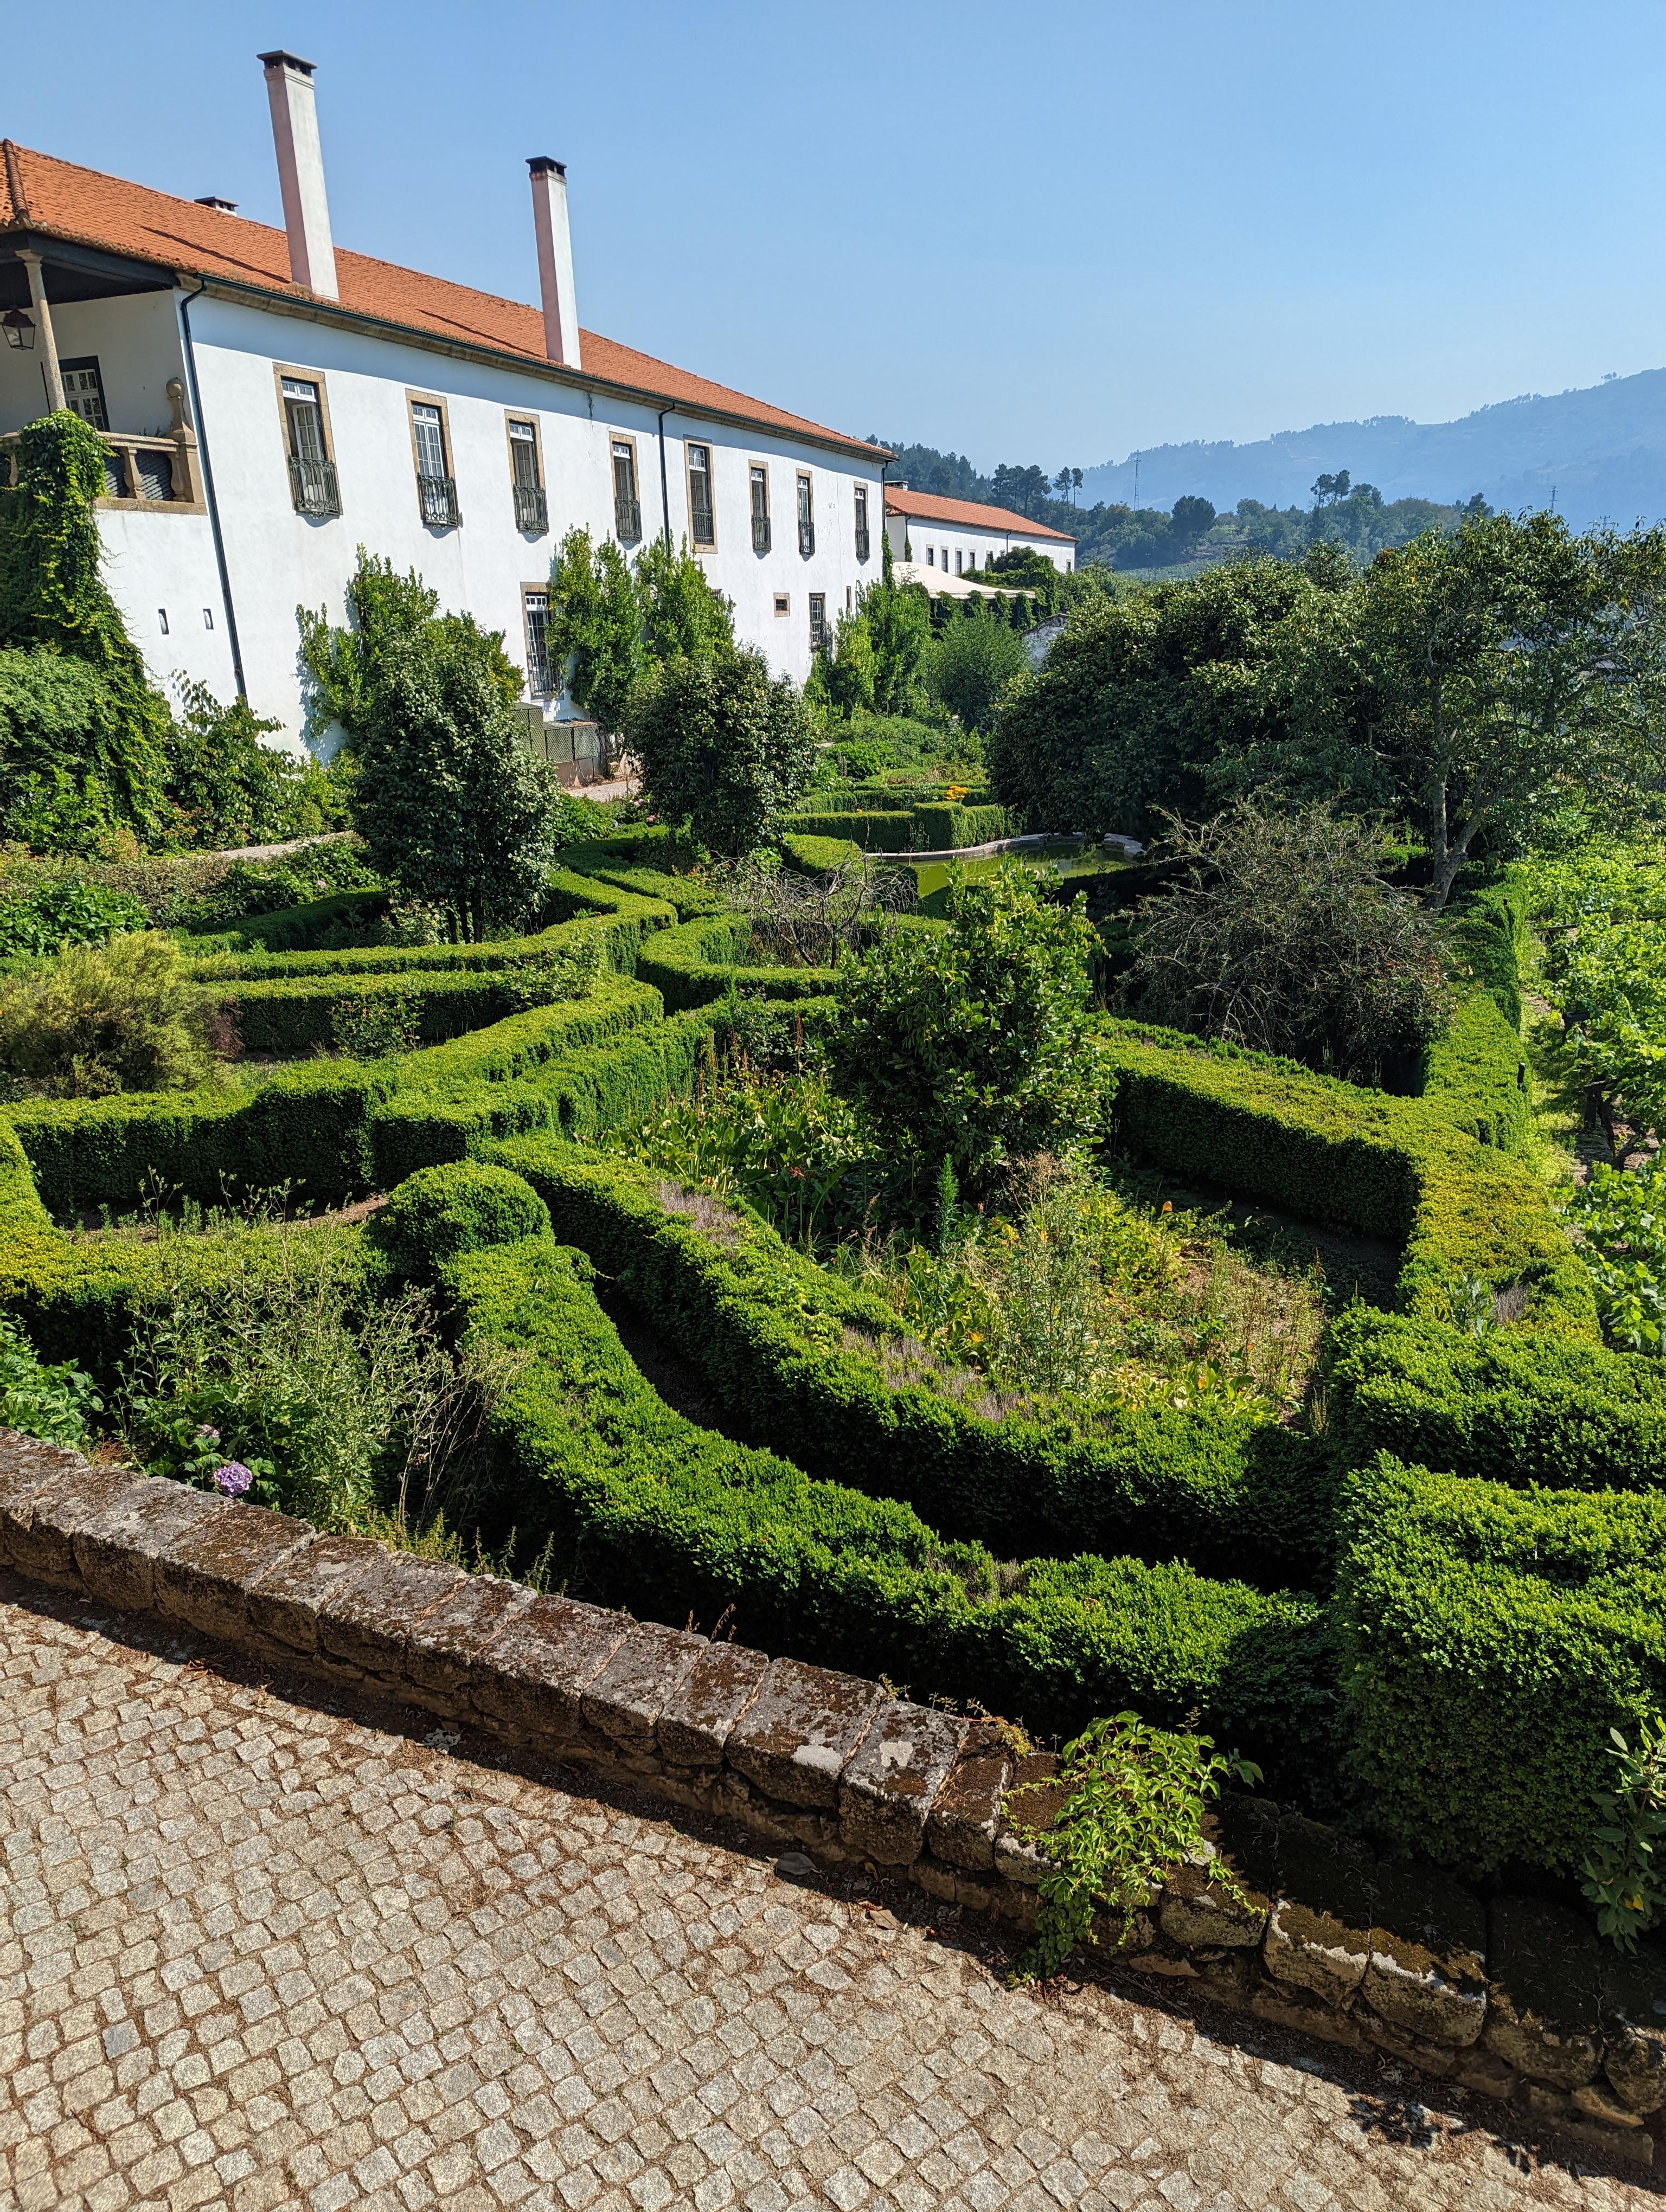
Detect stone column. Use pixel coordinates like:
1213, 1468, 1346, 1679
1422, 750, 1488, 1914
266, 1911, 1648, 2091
15, 250, 64, 413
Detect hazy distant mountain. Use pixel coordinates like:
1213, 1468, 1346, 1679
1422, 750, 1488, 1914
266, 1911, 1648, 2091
1080, 371, 1666, 532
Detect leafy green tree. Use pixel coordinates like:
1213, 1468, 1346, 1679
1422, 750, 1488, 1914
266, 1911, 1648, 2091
0, 411, 171, 838
1128, 799, 1452, 1080
925, 602, 1029, 732
352, 623, 558, 938
544, 527, 643, 734
1307, 512, 1666, 906
829, 863, 1102, 1191
627, 646, 813, 855
162, 679, 344, 848
988, 556, 1328, 837
816, 606, 877, 717
298, 550, 520, 748
861, 539, 932, 715
633, 536, 734, 665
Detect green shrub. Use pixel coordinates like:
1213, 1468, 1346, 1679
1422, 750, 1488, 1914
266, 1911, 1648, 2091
0, 1308, 101, 1445
1334, 1453, 1666, 1872
636, 917, 836, 1012
377, 1162, 550, 1280
0, 878, 147, 957
831, 864, 1104, 1191
161, 678, 346, 849
0, 933, 211, 1097
629, 647, 815, 854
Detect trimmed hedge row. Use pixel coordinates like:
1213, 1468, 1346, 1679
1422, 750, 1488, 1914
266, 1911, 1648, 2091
635, 918, 838, 1012
203, 968, 541, 1058
1098, 1024, 1599, 1338
910, 802, 1010, 850
1417, 869, 1531, 1152
778, 833, 863, 875
1334, 1452, 1666, 1873
446, 1228, 1334, 1771
180, 887, 390, 955
1324, 1305, 1666, 1493
484, 1138, 1334, 1588
7, 979, 668, 1217
779, 810, 915, 851
183, 911, 622, 986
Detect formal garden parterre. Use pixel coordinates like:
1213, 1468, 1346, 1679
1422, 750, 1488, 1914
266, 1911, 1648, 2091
0, 822, 1658, 1904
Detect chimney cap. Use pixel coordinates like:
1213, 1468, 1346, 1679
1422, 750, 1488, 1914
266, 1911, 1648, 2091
195, 195, 239, 212
527, 156, 567, 178
258, 49, 317, 73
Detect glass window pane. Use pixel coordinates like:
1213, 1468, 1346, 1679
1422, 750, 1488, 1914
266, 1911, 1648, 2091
412, 404, 446, 479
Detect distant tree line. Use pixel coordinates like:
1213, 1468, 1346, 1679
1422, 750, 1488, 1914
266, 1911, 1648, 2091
870, 437, 1493, 574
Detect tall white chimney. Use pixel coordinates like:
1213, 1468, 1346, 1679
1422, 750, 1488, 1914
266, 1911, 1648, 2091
528, 157, 581, 369
258, 50, 338, 300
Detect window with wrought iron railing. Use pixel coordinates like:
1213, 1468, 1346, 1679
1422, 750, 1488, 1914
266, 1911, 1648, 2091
281, 376, 341, 517
688, 442, 715, 545
854, 484, 870, 562
509, 420, 547, 533
412, 402, 459, 528
613, 440, 642, 541
796, 473, 815, 557
751, 465, 771, 554
289, 454, 341, 517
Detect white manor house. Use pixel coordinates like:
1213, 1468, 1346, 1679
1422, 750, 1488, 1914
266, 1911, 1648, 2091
0, 52, 888, 770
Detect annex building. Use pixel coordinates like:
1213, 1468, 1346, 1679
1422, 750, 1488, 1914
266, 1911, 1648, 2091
883, 485, 1075, 589
0, 52, 887, 766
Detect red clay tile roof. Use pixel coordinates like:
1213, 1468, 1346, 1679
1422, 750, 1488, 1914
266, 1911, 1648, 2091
884, 485, 1074, 542
0, 140, 882, 459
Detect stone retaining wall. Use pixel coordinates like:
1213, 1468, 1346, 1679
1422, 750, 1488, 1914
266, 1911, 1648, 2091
2, 1433, 1661, 2168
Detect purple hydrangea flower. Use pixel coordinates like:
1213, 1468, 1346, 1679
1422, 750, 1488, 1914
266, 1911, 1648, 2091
213, 1462, 254, 1497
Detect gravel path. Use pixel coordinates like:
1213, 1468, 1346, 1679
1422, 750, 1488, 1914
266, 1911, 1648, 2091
1, 1577, 1656, 2212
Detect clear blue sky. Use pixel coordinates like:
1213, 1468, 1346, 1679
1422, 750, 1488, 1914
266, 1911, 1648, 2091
8, 0, 1665, 473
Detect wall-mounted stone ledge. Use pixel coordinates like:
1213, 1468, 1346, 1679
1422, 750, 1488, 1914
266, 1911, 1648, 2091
2, 1433, 1662, 2170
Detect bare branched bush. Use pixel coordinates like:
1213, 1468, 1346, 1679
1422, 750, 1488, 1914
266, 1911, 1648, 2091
713, 854, 914, 969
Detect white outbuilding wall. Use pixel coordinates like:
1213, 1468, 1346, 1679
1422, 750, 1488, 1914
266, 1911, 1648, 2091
882, 507, 1074, 577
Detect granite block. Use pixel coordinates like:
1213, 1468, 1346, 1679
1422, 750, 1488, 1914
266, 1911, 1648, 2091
1482, 1897, 1603, 2089
469, 1593, 630, 1744
656, 1640, 769, 1767
837, 1700, 966, 1864
924, 1726, 1014, 1872
725, 1656, 882, 1809
582, 1621, 706, 1751
153, 1504, 316, 1643
402, 1574, 534, 1708
245, 1533, 385, 1656
73, 1478, 227, 1612
4, 1462, 142, 1585
1363, 1859, 1487, 2049
317, 1549, 466, 1678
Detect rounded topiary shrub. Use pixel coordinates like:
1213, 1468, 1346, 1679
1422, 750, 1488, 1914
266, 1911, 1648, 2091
376, 1162, 550, 1279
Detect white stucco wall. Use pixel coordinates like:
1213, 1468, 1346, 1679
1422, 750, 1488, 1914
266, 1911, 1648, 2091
882, 509, 1074, 575
4, 286, 885, 749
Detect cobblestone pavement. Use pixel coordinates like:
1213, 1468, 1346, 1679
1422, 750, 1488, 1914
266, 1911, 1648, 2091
2, 1579, 1659, 2212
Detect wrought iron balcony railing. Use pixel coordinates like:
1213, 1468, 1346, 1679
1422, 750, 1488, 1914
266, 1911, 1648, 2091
418, 474, 462, 529
614, 494, 642, 543
855, 527, 870, 562
289, 454, 341, 517
752, 512, 771, 555
798, 519, 816, 557
514, 482, 548, 533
